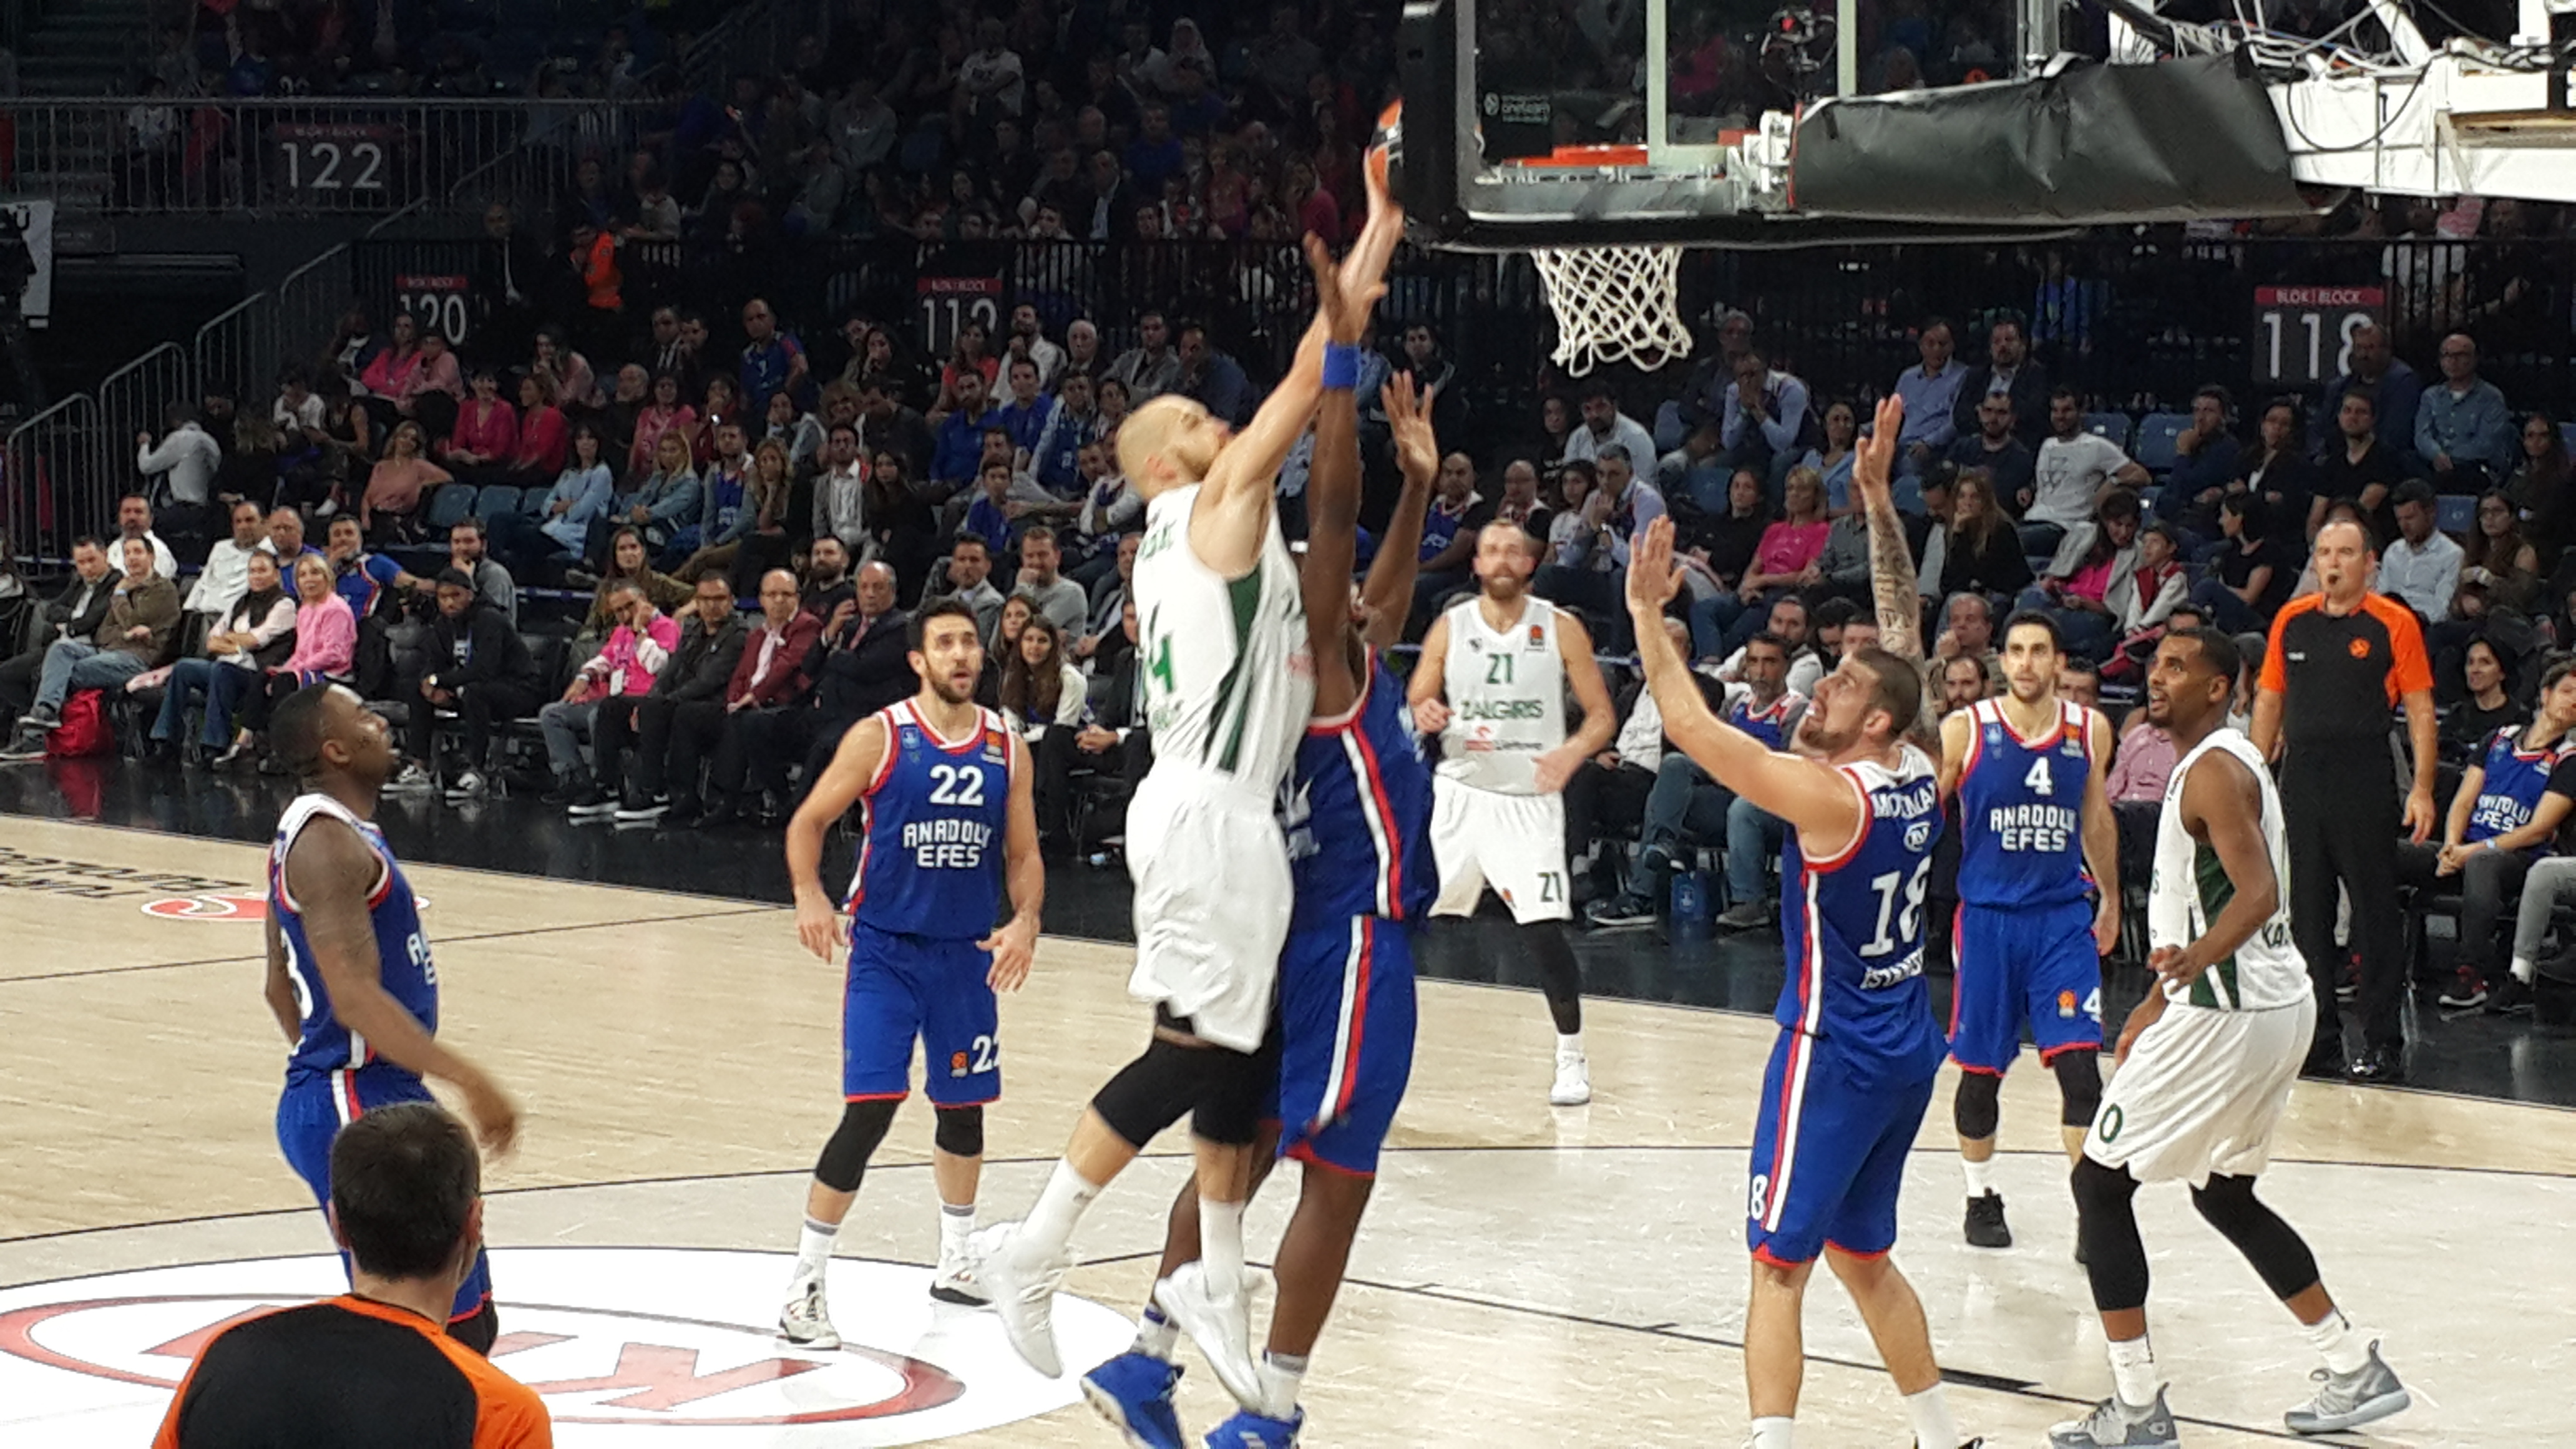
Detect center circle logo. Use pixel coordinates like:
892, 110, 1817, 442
0, 1247, 1133, 1445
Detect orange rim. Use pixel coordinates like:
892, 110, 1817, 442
1500, 133, 1754, 170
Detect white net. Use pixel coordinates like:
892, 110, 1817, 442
1530, 243, 1693, 376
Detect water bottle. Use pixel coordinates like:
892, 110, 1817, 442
1670, 867, 1712, 943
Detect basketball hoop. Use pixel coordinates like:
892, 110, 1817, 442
1530, 242, 1693, 376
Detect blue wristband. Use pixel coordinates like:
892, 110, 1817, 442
1321, 343, 1361, 391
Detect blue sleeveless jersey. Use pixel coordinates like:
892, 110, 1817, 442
268, 794, 436, 1087
849, 700, 1015, 939
1285, 657, 1437, 930
2467, 724, 2574, 846
1730, 689, 1802, 751
1777, 745, 1948, 1088
1955, 697, 2096, 908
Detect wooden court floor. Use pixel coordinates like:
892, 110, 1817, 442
1, 812, 2570, 1447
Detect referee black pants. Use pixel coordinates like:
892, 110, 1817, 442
2282, 753, 2404, 1053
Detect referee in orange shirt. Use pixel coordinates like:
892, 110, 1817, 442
154, 1103, 551, 1449
2252, 517, 2437, 1086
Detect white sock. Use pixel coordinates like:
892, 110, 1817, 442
2300, 1309, 2371, 1375
1200, 1197, 1247, 1301
1556, 1032, 1585, 1061
1961, 1156, 1996, 1198
939, 1201, 975, 1257
2108, 1334, 2159, 1408
1902, 1384, 1958, 1449
1132, 1304, 1179, 1359
792, 1216, 837, 1288
1256, 1349, 1307, 1419
2512, 954, 2537, 984
1020, 1160, 1101, 1259
1747, 1415, 1795, 1448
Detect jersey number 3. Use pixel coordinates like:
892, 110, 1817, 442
928, 764, 987, 807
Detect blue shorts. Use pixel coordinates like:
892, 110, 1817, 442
1949, 897, 2104, 1075
844, 920, 1000, 1106
1271, 916, 1418, 1177
276, 1063, 493, 1325
1746, 1030, 1937, 1265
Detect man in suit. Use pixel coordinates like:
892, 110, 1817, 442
679, 569, 824, 829
1948, 316, 2051, 449
793, 560, 918, 801
1033, 595, 1149, 854
0, 537, 119, 728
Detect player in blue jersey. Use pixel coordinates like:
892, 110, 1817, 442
261, 681, 520, 1354
1080, 358, 1442, 1449
1938, 610, 2117, 1251
777, 596, 1044, 1349
1626, 397, 1984, 1449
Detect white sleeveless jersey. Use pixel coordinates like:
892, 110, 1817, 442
1131, 483, 1314, 793
1437, 595, 1566, 795
2151, 728, 2310, 1011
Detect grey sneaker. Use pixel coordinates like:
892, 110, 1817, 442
2048, 1388, 2179, 1448
778, 1279, 840, 1350
2283, 1341, 2408, 1435
1716, 900, 1772, 931
1586, 892, 1657, 929
386, 761, 436, 793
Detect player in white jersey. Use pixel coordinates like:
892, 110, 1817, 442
2052, 628, 2409, 1449
977, 173, 1405, 1386
1407, 521, 1616, 1103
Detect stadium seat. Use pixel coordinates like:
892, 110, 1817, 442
2562, 421, 2576, 457
422, 484, 478, 533
2082, 411, 2132, 448
2131, 413, 2192, 475
474, 486, 522, 523
2437, 494, 2477, 537
519, 487, 554, 517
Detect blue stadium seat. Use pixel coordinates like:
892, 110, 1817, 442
2436, 494, 2476, 537
2082, 412, 2131, 449
422, 484, 477, 532
474, 486, 521, 522
2562, 421, 2576, 457
519, 487, 553, 517
2131, 413, 2192, 475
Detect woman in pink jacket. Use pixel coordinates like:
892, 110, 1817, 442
227, 555, 358, 768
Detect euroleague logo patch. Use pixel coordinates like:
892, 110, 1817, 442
0, 1248, 1132, 1445
140, 892, 428, 922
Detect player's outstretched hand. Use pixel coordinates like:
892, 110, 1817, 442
1624, 516, 1686, 614
459, 1071, 520, 1159
1853, 394, 1904, 517
980, 916, 1038, 993
1304, 233, 1383, 345
794, 890, 841, 962
1383, 373, 1438, 484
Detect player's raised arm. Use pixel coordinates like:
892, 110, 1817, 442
1359, 374, 1440, 653
980, 732, 1045, 992
1854, 394, 1921, 662
286, 821, 518, 1156
2081, 707, 2120, 954
787, 715, 891, 961
2159, 748, 2278, 986
1298, 266, 1373, 717
1624, 517, 1863, 845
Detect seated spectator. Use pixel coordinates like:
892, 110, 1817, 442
628, 373, 698, 482
2024, 488, 2143, 659
438, 366, 519, 484
811, 422, 868, 560
2507, 412, 2572, 572
1709, 593, 1820, 691
960, 461, 1022, 560
186, 500, 270, 632
602, 575, 747, 824
1949, 315, 2050, 447
1717, 465, 1831, 652
695, 438, 800, 592
1000, 613, 1086, 743
356, 313, 425, 423
1032, 373, 1106, 494
0, 537, 115, 729
2238, 398, 2319, 551
1176, 321, 1251, 426
2, 536, 177, 753
391, 569, 539, 799
1718, 349, 1816, 492
924, 534, 1005, 636
1065, 443, 1138, 590
2057, 656, 2101, 711
251, 554, 359, 750
492, 424, 616, 586
762, 388, 826, 477
531, 326, 602, 414
2315, 388, 2406, 544
2309, 320, 2421, 457
2442, 637, 2530, 766
150, 1103, 549, 1449
931, 372, 1002, 492
799, 536, 857, 622
795, 561, 917, 794
2108, 699, 2178, 887
615, 432, 705, 568
688, 570, 824, 829
1073, 532, 1139, 668
2024, 388, 2149, 552
2187, 494, 2295, 635
507, 373, 569, 484
359, 422, 452, 542
666, 421, 754, 565
932, 318, 1000, 417
540, 578, 678, 807
2395, 657, 2576, 1007
1010, 525, 1089, 635
1944, 394, 2037, 516
1892, 319, 1964, 478
1795, 400, 1860, 514
1677, 467, 1774, 653
398, 330, 464, 437
2383, 480, 2464, 622
1561, 380, 1658, 483
2159, 386, 2243, 540
2100, 520, 2188, 668
2461, 490, 2540, 617
1921, 469, 2034, 605
1106, 311, 1183, 401
1933, 591, 2004, 680
1614, 631, 1807, 929
150, 548, 295, 764
1940, 652, 1993, 713
979, 592, 1035, 704
1581, 617, 1734, 927
1533, 452, 1663, 645
2416, 333, 2517, 492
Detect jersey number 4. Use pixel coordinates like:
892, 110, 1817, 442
1860, 858, 1932, 957
2024, 757, 2055, 796
928, 764, 987, 807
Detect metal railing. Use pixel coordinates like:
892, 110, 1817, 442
6, 97, 660, 216
95, 341, 189, 497
2, 393, 105, 560
678, 0, 829, 91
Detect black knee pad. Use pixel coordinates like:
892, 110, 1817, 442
2052, 1049, 2104, 1128
2071, 1156, 2149, 1313
2189, 1173, 2320, 1300
932, 1103, 984, 1158
1091, 1038, 1206, 1149
1953, 1069, 2002, 1141
814, 1097, 900, 1193
1188, 1038, 1274, 1148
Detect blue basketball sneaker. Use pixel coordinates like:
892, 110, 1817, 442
1205, 1407, 1304, 1447
1081, 1351, 1186, 1449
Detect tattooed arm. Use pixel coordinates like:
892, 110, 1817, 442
1853, 393, 1921, 663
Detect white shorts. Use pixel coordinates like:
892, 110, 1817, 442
1430, 776, 1572, 925
2085, 993, 2316, 1187
1123, 768, 1290, 1053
